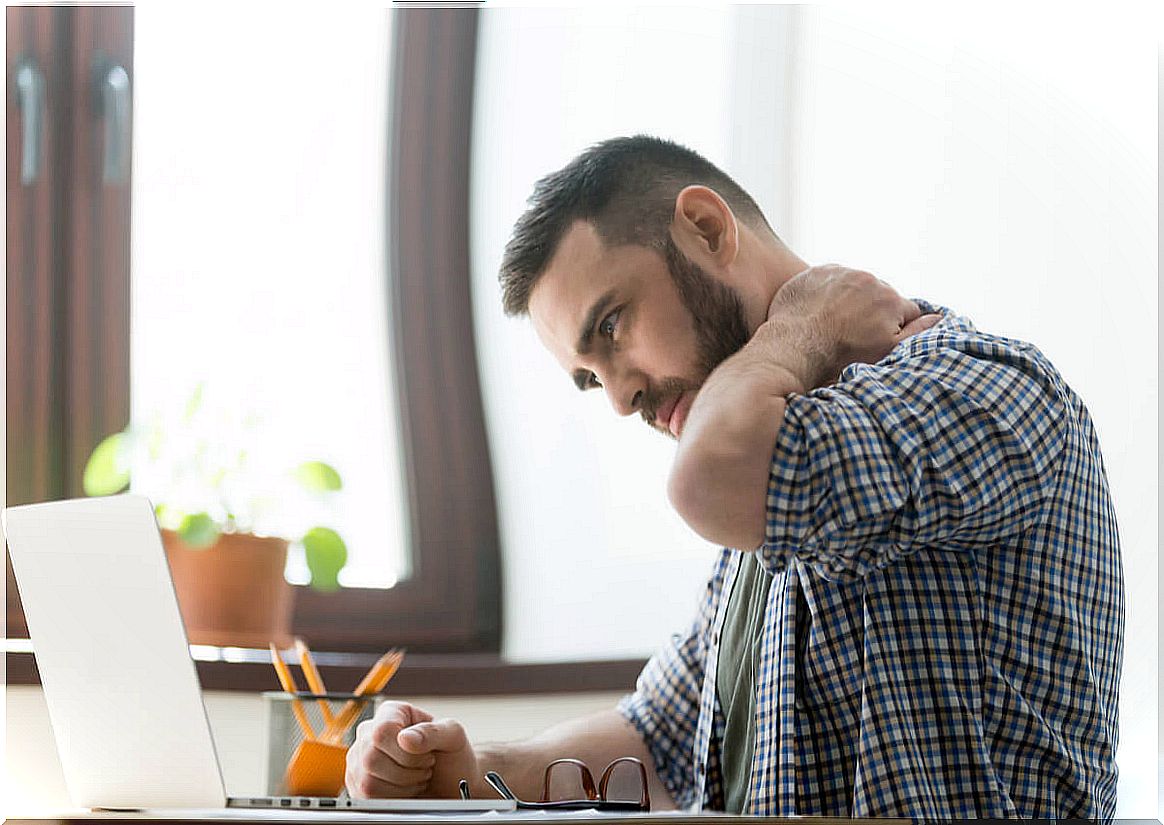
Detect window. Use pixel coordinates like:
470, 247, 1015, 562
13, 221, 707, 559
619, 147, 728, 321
6, 6, 501, 657
131, 5, 406, 590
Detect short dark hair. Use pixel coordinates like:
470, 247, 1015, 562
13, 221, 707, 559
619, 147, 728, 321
498, 135, 773, 316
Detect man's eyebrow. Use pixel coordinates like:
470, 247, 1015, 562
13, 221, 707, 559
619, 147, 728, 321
575, 289, 617, 358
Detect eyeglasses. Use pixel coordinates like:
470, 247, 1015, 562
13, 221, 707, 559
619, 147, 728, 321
459, 756, 651, 812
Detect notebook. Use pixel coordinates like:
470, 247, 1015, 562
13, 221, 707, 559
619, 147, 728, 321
3, 494, 515, 814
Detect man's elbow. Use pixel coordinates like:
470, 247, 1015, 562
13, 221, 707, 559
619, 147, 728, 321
666, 462, 713, 542
667, 450, 765, 551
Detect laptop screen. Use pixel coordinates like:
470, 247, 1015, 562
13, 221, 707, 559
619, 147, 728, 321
4, 496, 228, 809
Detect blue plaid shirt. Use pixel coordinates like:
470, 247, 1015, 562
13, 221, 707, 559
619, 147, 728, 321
619, 300, 1123, 819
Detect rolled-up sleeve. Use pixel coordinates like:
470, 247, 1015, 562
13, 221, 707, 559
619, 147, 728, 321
760, 333, 1067, 581
618, 552, 729, 809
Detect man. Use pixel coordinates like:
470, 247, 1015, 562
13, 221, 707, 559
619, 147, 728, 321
346, 136, 1123, 818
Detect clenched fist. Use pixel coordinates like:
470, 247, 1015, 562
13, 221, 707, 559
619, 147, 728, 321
762, 264, 942, 391
346, 701, 479, 799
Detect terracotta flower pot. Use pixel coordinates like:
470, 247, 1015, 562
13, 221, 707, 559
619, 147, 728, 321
161, 529, 295, 649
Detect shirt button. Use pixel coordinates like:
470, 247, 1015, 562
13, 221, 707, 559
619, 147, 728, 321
695, 761, 705, 776
711, 631, 719, 647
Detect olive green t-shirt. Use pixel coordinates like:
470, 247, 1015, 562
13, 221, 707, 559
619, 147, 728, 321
715, 551, 774, 813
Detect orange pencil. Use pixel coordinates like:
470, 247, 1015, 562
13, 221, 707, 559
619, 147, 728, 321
322, 649, 404, 743
295, 638, 336, 728
324, 649, 402, 741
270, 643, 317, 741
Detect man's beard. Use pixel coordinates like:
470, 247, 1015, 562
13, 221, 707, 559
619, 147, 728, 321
640, 237, 751, 436
663, 236, 751, 375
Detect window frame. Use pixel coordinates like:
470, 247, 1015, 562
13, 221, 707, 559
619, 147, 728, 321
6, 4, 135, 639
287, 7, 502, 653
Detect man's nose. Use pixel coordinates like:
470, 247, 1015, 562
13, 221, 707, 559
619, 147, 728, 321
602, 372, 645, 417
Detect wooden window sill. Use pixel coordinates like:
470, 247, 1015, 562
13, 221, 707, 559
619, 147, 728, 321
4, 648, 646, 695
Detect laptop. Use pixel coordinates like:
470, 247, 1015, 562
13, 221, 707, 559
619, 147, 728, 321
3, 494, 516, 813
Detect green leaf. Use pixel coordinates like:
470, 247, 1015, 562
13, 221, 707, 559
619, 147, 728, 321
302, 526, 347, 592
178, 512, 220, 548
294, 461, 343, 492
146, 423, 164, 460
155, 503, 185, 531
83, 433, 132, 496
184, 382, 205, 421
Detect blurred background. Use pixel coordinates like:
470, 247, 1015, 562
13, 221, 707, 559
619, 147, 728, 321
5, 2, 1159, 817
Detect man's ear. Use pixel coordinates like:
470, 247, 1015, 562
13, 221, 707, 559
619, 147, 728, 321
672, 185, 739, 267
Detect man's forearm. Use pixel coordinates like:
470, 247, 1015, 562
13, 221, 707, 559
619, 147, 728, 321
474, 708, 676, 810
668, 326, 806, 551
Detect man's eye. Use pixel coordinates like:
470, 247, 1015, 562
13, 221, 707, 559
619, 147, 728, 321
600, 308, 621, 338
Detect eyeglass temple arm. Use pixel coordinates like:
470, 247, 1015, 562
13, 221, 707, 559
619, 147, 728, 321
484, 771, 517, 800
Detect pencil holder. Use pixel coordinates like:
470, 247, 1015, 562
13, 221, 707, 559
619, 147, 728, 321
262, 691, 376, 797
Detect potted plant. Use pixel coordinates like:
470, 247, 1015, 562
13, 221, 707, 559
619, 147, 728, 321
82, 384, 349, 648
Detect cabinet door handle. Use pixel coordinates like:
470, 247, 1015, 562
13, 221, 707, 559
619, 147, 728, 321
14, 58, 44, 185
100, 63, 131, 184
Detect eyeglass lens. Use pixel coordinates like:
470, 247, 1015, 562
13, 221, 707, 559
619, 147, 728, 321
542, 759, 597, 802
599, 757, 650, 807
540, 757, 648, 807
